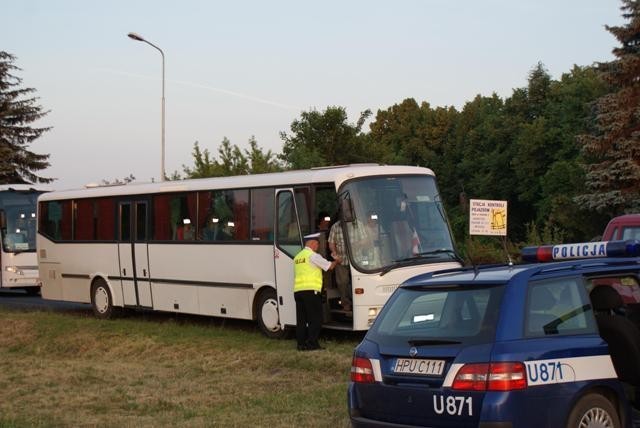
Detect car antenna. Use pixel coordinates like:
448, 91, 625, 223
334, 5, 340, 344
464, 244, 479, 277
502, 236, 513, 266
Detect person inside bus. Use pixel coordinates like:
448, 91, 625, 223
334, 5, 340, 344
316, 212, 333, 291
329, 220, 352, 312
294, 233, 341, 351
201, 216, 217, 241
316, 212, 331, 258
176, 219, 195, 240
359, 211, 384, 268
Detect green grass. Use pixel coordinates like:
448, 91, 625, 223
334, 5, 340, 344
0, 307, 361, 427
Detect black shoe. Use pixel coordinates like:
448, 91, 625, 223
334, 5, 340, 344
297, 344, 308, 351
306, 344, 325, 351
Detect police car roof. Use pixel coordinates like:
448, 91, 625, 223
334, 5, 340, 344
402, 264, 530, 287
401, 257, 640, 289
402, 240, 640, 289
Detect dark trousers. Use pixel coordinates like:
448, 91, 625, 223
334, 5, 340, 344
294, 290, 322, 348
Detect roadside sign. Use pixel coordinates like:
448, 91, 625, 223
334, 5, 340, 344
469, 199, 507, 236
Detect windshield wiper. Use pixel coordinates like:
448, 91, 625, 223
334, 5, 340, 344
379, 249, 461, 276
408, 339, 461, 346
415, 249, 464, 264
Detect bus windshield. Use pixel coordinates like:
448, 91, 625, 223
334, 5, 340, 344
341, 175, 456, 272
0, 190, 40, 253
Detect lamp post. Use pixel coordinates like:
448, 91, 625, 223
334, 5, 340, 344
128, 32, 166, 181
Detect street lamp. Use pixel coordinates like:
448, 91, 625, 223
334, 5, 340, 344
128, 32, 166, 181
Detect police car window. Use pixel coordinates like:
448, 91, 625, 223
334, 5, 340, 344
369, 285, 504, 345
587, 276, 640, 304
525, 278, 596, 337
587, 275, 640, 330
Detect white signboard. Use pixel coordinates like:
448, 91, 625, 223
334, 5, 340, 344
469, 199, 508, 236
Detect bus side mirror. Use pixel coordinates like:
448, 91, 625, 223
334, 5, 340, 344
341, 198, 354, 223
0, 210, 6, 229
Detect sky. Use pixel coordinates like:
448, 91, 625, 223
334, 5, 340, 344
1, 0, 625, 190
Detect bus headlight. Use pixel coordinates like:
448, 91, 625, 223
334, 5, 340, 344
368, 307, 381, 325
5, 266, 24, 275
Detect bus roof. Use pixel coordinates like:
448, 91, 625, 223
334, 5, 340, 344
39, 164, 436, 201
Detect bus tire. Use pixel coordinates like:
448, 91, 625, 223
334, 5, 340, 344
91, 279, 116, 320
256, 288, 287, 339
566, 393, 619, 428
23, 287, 40, 296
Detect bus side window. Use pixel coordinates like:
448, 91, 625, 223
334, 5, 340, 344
250, 188, 274, 241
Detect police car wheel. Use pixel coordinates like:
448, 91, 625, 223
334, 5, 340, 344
257, 289, 287, 339
566, 393, 620, 428
91, 279, 115, 320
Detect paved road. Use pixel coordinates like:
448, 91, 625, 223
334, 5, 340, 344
0, 288, 91, 313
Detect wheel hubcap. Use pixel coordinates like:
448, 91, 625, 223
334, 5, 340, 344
95, 287, 109, 313
579, 407, 614, 428
261, 298, 280, 332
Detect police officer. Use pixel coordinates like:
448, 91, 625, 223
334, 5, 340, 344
294, 233, 340, 351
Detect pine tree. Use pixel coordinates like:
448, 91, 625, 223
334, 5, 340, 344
577, 0, 640, 213
0, 51, 52, 184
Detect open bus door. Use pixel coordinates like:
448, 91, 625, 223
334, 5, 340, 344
273, 189, 303, 330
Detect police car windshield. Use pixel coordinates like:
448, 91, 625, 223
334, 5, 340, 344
368, 285, 505, 346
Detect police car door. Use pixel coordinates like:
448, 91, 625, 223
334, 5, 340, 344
496, 275, 611, 426
273, 189, 303, 329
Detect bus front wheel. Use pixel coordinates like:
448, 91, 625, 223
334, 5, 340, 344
91, 279, 115, 320
257, 289, 287, 339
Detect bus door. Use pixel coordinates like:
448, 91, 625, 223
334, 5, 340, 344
274, 189, 303, 328
117, 200, 152, 308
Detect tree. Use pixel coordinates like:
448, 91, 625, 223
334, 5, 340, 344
101, 174, 136, 185
0, 51, 52, 184
279, 106, 376, 169
577, 0, 640, 214
368, 98, 457, 167
245, 136, 282, 174
182, 137, 281, 179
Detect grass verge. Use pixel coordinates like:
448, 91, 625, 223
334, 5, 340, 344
0, 307, 360, 427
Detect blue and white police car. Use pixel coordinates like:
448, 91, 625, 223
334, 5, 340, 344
348, 240, 640, 427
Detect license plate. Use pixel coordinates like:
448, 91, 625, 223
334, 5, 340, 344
393, 358, 445, 376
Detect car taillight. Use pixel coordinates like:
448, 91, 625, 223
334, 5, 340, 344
351, 356, 375, 383
487, 362, 527, 391
451, 363, 490, 391
452, 362, 527, 391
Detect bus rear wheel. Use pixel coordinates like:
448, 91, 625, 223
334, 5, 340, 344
91, 279, 116, 320
566, 393, 619, 428
257, 288, 287, 339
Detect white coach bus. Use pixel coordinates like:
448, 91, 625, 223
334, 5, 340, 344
37, 165, 460, 336
0, 185, 46, 294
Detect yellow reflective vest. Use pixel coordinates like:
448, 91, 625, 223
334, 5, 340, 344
293, 247, 323, 292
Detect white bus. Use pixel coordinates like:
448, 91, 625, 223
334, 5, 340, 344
0, 185, 46, 295
37, 165, 460, 336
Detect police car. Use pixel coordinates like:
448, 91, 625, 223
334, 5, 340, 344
348, 240, 640, 427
